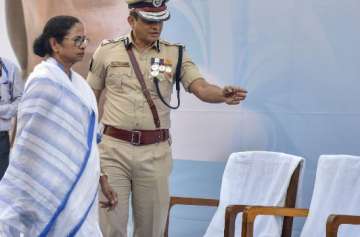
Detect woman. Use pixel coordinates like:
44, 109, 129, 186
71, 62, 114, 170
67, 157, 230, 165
0, 16, 104, 236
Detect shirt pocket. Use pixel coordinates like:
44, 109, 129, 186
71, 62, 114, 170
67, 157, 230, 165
106, 61, 132, 91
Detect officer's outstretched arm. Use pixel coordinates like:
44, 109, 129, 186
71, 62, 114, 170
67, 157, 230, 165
190, 78, 247, 105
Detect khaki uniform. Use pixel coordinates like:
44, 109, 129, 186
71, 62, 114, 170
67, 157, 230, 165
87, 33, 203, 237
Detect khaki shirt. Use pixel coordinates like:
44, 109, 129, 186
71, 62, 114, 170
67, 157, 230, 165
87, 33, 203, 130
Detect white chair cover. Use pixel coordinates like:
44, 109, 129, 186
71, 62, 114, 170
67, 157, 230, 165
204, 151, 304, 237
300, 155, 360, 237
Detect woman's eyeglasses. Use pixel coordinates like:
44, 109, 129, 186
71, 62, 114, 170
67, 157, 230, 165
64, 36, 90, 47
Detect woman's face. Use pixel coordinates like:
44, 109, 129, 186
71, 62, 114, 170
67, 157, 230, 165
53, 23, 87, 65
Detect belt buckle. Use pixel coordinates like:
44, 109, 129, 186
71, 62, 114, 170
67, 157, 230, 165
131, 130, 142, 145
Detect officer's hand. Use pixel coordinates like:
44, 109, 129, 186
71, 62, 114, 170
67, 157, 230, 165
222, 86, 247, 105
99, 176, 118, 211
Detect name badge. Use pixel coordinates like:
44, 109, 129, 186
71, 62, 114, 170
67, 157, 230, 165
110, 61, 130, 67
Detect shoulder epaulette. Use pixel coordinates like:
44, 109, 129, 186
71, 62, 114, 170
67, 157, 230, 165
159, 40, 185, 48
101, 36, 128, 47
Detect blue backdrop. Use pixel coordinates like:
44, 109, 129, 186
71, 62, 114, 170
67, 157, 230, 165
163, 0, 360, 236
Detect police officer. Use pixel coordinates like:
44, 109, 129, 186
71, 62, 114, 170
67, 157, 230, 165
0, 57, 24, 180
87, 0, 247, 236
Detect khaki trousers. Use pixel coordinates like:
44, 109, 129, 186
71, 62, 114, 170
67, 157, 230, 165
99, 135, 172, 237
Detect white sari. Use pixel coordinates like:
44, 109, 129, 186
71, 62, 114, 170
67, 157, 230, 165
0, 58, 102, 237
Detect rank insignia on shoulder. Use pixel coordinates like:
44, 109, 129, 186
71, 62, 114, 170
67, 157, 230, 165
118, 36, 130, 48
101, 37, 127, 46
101, 39, 113, 46
159, 40, 185, 48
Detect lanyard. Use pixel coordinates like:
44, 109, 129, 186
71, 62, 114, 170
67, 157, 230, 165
153, 45, 183, 110
0, 58, 9, 79
0, 58, 11, 101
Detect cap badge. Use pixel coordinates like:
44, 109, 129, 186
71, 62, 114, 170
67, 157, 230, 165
152, 0, 164, 7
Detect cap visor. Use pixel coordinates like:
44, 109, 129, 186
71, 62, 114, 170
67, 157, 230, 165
137, 9, 170, 22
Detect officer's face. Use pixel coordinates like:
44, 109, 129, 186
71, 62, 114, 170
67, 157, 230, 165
129, 16, 163, 45
50, 23, 87, 65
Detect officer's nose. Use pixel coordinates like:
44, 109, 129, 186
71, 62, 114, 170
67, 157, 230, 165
150, 22, 162, 30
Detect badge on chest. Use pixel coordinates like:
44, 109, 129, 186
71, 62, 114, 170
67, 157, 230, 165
150, 57, 172, 81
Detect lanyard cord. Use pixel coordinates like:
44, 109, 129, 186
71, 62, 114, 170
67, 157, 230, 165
0, 58, 9, 78
154, 78, 180, 109
0, 58, 13, 101
153, 45, 183, 110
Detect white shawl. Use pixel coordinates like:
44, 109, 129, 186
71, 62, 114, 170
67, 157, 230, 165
0, 59, 102, 237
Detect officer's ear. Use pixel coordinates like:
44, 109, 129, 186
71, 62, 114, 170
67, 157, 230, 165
128, 15, 136, 28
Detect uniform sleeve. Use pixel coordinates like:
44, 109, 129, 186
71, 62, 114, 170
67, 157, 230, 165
0, 61, 24, 119
180, 49, 204, 92
86, 44, 107, 90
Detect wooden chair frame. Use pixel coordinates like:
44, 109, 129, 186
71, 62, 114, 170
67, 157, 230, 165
241, 206, 308, 237
327, 215, 360, 237
241, 207, 360, 237
164, 164, 301, 237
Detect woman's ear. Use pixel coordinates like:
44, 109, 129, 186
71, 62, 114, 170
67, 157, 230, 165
49, 37, 60, 54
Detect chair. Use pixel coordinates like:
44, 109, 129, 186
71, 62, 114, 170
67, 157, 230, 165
241, 155, 360, 237
165, 151, 304, 237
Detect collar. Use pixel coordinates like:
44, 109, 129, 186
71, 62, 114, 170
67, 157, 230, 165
126, 31, 160, 52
